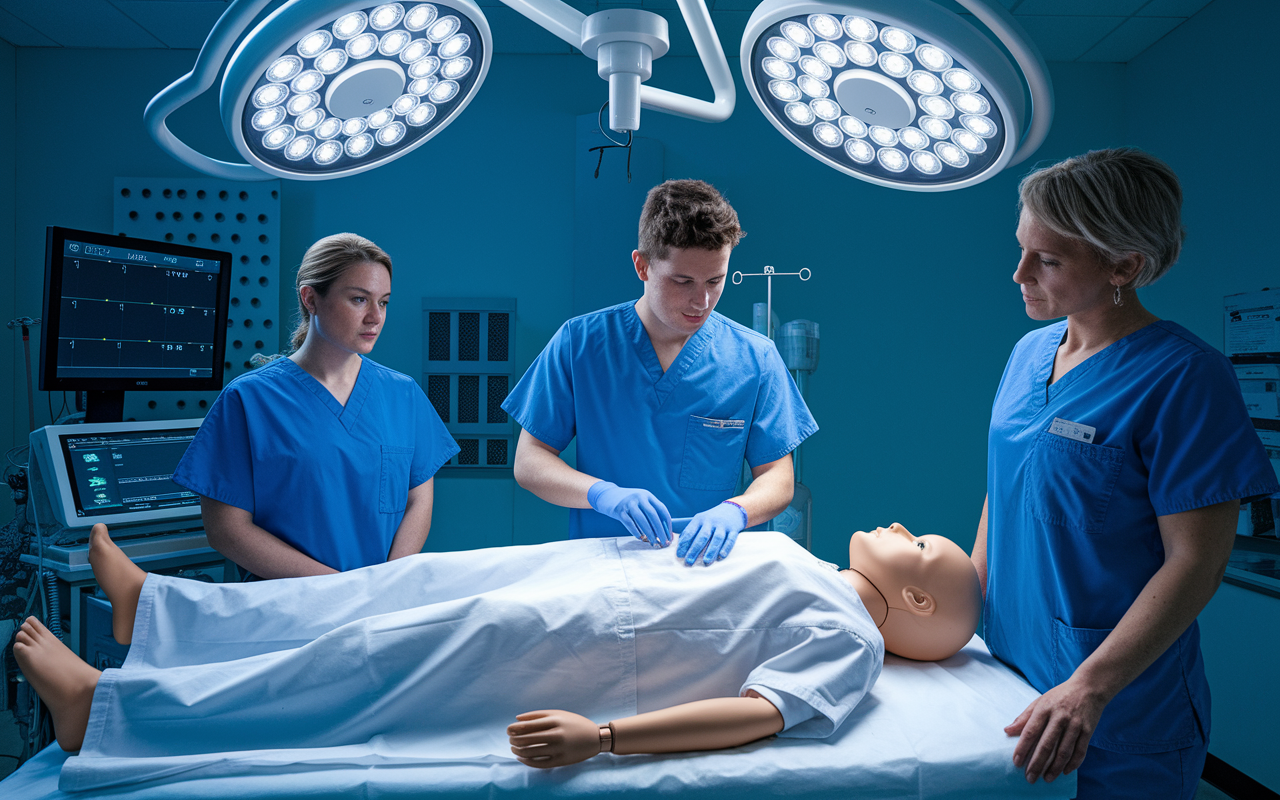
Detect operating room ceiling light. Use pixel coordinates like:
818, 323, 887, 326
146, 0, 735, 181
741, 0, 1052, 191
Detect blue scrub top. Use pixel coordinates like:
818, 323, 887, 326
985, 320, 1278, 754
502, 301, 818, 539
174, 356, 459, 572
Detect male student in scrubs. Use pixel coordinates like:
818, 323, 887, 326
502, 180, 817, 565
174, 233, 458, 578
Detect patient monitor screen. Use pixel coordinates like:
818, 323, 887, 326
59, 428, 200, 518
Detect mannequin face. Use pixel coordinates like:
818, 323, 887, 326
846, 523, 981, 661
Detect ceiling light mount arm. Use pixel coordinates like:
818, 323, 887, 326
143, 0, 276, 181
501, 0, 735, 132
954, 0, 1052, 166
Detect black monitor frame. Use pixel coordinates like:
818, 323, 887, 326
39, 227, 233, 422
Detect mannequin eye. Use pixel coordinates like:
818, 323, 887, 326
916, 541, 925, 550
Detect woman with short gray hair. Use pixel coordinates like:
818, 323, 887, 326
971, 148, 1277, 799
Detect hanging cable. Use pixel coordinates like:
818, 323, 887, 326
589, 102, 634, 182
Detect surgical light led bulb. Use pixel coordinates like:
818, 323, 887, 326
315, 117, 343, 139
868, 125, 897, 146
263, 124, 296, 149
810, 97, 841, 120
763, 57, 795, 80
784, 101, 815, 125
285, 134, 316, 160
333, 12, 368, 40
842, 15, 876, 42
404, 3, 438, 31
401, 39, 432, 63
376, 120, 407, 145
910, 149, 942, 174
392, 93, 420, 114
952, 92, 989, 115
797, 75, 828, 98
813, 122, 843, 146
961, 114, 996, 138
899, 126, 928, 150
943, 68, 980, 93
295, 108, 326, 131
935, 140, 968, 167
291, 70, 325, 93
907, 70, 943, 95
919, 94, 954, 118
838, 115, 867, 137
379, 30, 412, 55
439, 33, 470, 59
345, 132, 374, 156
781, 21, 814, 47
368, 108, 395, 127
769, 80, 801, 101
342, 117, 368, 136
252, 106, 287, 131
347, 32, 379, 58
880, 26, 916, 53
879, 52, 912, 78
427, 16, 460, 43
409, 56, 440, 78
920, 115, 951, 139
845, 138, 874, 163
287, 92, 320, 116
845, 41, 876, 67
799, 56, 831, 80
877, 146, 908, 172
813, 41, 845, 67
915, 44, 952, 72
314, 49, 348, 75
252, 83, 288, 108
952, 128, 985, 153
767, 36, 800, 61
267, 55, 303, 82
407, 102, 437, 126
428, 79, 459, 102
370, 3, 406, 30
441, 56, 472, 79
807, 14, 841, 40
409, 76, 438, 95
313, 140, 343, 165
297, 31, 332, 58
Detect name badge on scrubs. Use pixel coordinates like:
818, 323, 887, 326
1049, 417, 1096, 444
694, 416, 745, 430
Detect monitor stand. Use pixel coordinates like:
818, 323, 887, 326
83, 390, 125, 423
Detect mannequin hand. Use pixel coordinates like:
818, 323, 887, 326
1005, 675, 1109, 784
588, 481, 672, 547
508, 710, 601, 769
675, 501, 748, 565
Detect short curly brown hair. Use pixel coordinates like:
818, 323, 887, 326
637, 180, 745, 261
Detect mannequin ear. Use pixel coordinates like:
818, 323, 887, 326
900, 586, 936, 616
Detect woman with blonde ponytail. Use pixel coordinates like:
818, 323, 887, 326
173, 233, 458, 578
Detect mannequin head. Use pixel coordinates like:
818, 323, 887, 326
845, 523, 981, 662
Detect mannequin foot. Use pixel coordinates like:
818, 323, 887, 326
87, 524, 145, 645
12, 617, 101, 751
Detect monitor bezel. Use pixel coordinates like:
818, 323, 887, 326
39, 226, 233, 393
31, 418, 206, 530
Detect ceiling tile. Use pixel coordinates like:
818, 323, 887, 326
0, 0, 165, 47
1076, 15, 1182, 61
1136, 0, 1214, 15
0, 6, 60, 46
1013, 15, 1125, 60
111, 2, 229, 49
1015, 0, 1148, 14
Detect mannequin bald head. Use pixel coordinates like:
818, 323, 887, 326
844, 523, 981, 662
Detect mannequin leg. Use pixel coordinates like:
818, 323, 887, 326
12, 617, 101, 751
87, 523, 146, 645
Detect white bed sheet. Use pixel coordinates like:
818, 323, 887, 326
1, 635, 1074, 799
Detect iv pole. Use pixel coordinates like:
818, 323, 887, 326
731, 266, 811, 339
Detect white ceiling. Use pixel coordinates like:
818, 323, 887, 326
0, 0, 1216, 62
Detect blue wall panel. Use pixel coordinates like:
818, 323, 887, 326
1, 38, 15, 448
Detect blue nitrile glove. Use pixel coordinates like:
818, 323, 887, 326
588, 481, 673, 547
675, 501, 749, 565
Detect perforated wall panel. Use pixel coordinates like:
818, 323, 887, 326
423, 297, 516, 469
113, 178, 281, 420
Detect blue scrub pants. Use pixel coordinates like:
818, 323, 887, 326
1073, 741, 1207, 800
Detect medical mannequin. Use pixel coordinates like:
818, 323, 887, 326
14, 522, 978, 772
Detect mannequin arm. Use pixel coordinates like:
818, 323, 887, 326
1006, 498, 1238, 784
507, 692, 784, 769
511, 429, 598, 508
387, 478, 435, 560
200, 496, 338, 579
972, 495, 989, 598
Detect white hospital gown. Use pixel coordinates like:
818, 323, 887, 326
60, 533, 883, 792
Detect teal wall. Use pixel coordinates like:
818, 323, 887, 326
0, 1, 1277, 786
1126, 0, 1280, 790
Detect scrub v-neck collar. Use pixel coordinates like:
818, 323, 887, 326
625, 302, 715, 407
281, 355, 371, 432
1037, 319, 1164, 406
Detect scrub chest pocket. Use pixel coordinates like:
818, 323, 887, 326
680, 416, 748, 492
1025, 431, 1123, 534
379, 445, 415, 513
